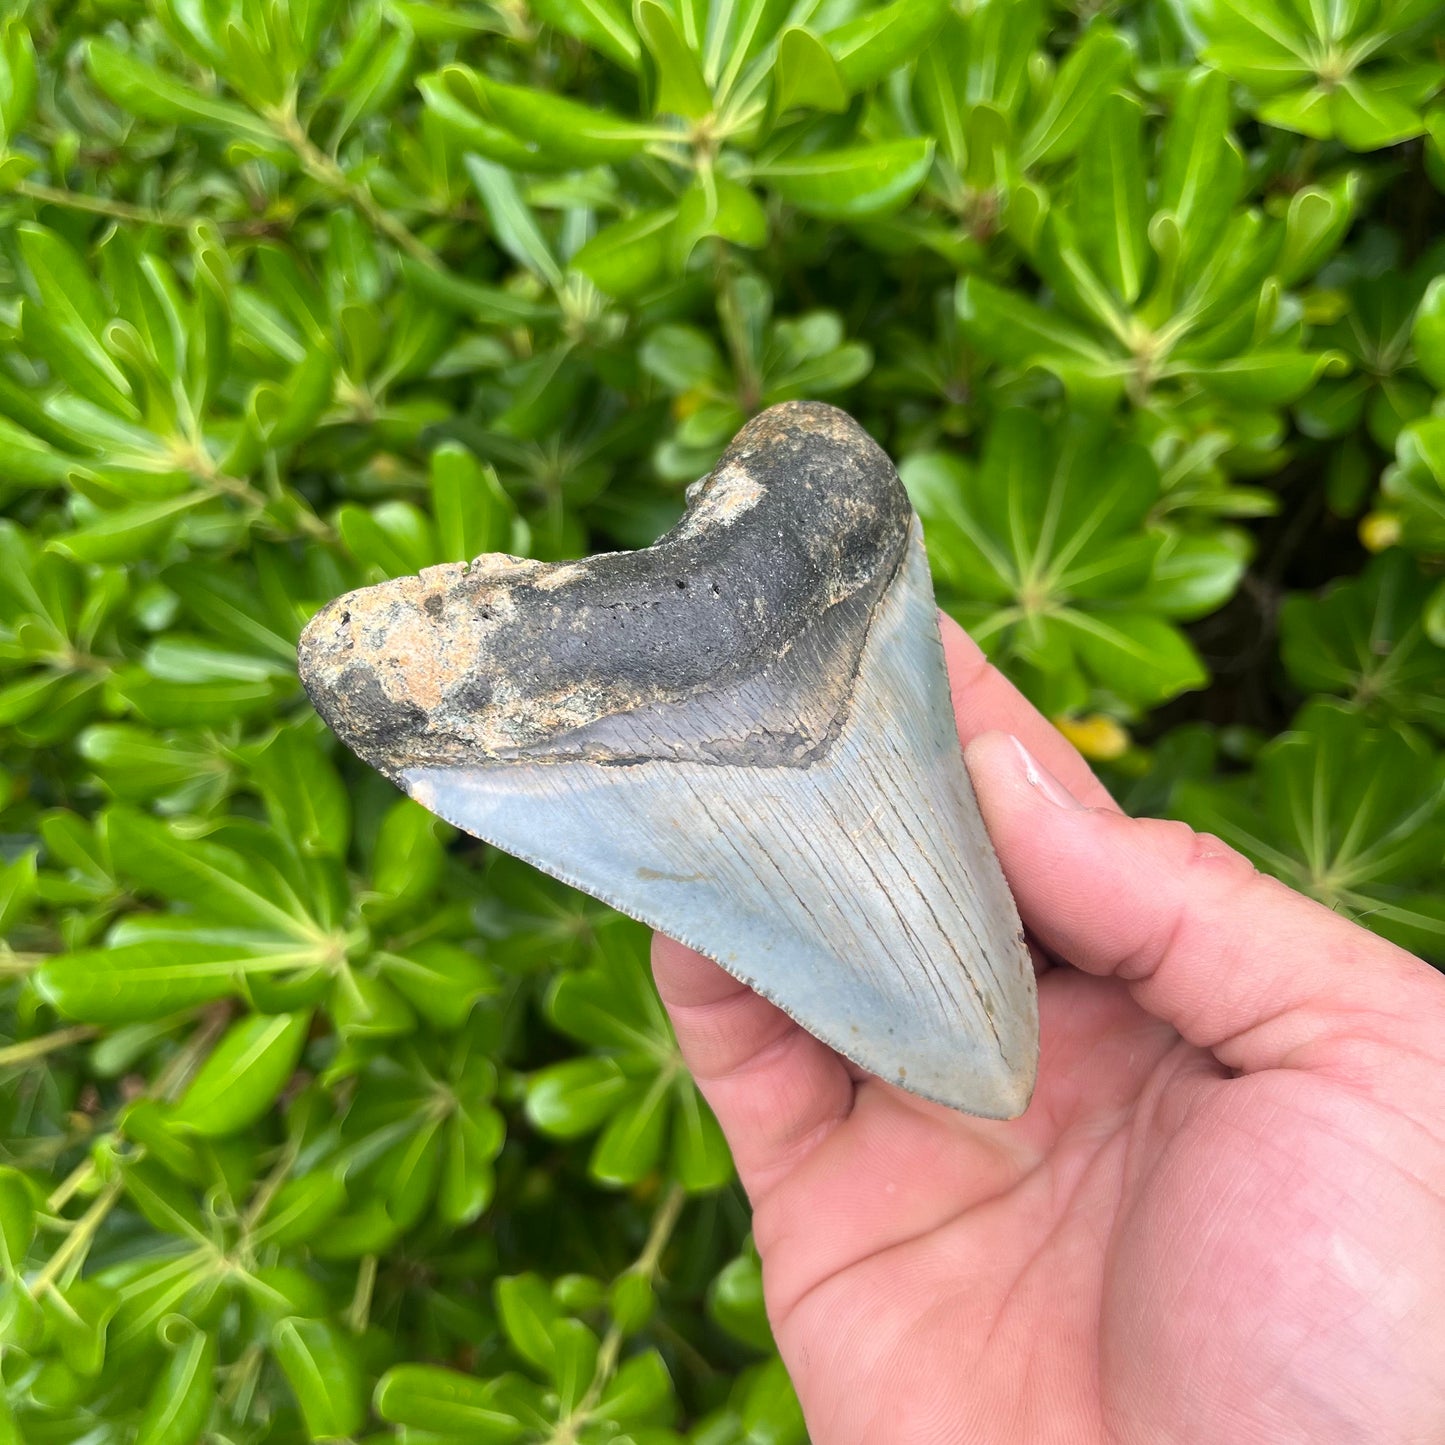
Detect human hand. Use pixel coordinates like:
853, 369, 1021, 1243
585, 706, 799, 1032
653, 615, 1445, 1445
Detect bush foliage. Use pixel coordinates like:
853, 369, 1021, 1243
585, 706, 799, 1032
2, 0, 1444, 1439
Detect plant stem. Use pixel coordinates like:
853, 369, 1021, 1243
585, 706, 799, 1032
32, 1009, 232, 1294
347, 1254, 378, 1333
270, 109, 440, 269
48, 1156, 96, 1213
716, 259, 764, 415
637, 1180, 687, 1276
14, 180, 193, 228
153, 1004, 232, 1099
29, 1174, 126, 1296
240, 1139, 299, 1233
547, 1181, 688, 1444
0, 1026, 97, 1068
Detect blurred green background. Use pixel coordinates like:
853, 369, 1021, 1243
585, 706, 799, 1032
2, 0, 1444, 1439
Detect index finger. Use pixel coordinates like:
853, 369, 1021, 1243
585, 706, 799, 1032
939, 613, 1120, 813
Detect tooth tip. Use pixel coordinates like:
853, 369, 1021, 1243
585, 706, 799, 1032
879, 979, 1037, 1119
949, 1053, 1037, 1121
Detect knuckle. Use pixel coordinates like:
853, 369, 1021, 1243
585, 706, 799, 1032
1148, 817, 1256, 881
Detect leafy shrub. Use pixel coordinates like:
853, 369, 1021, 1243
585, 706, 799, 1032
2, 0, 1443, 1440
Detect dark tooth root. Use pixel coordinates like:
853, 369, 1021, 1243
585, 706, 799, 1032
296, 401, 910, 774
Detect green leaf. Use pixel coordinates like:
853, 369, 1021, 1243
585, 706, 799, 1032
0, 1169, 35, 1278
418, 65, 573, 171
135, 1322, 217, 1445
822, 0, 951, 94
1058, 610, 1207, 706
1281, 551, 1445, 732
85, 39, 279, 146
1190, 349, 1342, 404
1413, 275, 1445, 390
171, 1011, 311, 1136
36, 940, 316, 1024
118, 1098, 204, 1179
272, 1316, 366, 1441
18, 224, 133, 416
253, 1171, 348, 1247
672, 1082, 732, 1191
956, 275, 1123, 400
1174, 700, 1445, 954
1189, 1, 1317, 94
591, 1077, 670, 1184
595, 1348, 674, 1423
639, 325, 725, 391
674, 175, 768, 264
367, 798, 448, 920
439, 1104, 501, 1225
374, 1365, 528, 1438
1019, 27, 1132, 167
106, 808, 309, 933
121, 1158, 208, 1238
529, 0, 641, 71
551, 1317, 600, 1409
1331, 78, 1426, 150
708, 1248, 772, 1351
47, 493, 210, 565
78, 724, 224, 802
249, 727, 350, 859
525, 1056, 630, 1137
465, 157, 565, 290
1141, 531, 1250, 621
1075, 93, 1149, 305
469, 75, 659, 164
1277, 172, 1360, 287
608, 1267, 656, 1335
758, 139, 935, 220
336, 499, 434, 578
741, 1355, 807, 1445
331, 970, 415, 1040
571, 208, 676, 296
1156, 68, 1243, 281
0, 674, 62, 729
0, 415, 78, 487
0, 850, 37, 937
45, 1279, 118, 1377
0, 17, 37, 142
496, 1273, 562, 1372
773, 27, 848, 115
430, 442, 516, 562
635, 0, 712, 118
267, 345, 336, 448
376, 942, 496, 1030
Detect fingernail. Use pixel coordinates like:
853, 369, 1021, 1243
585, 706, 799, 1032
1009, 736, 1081, 809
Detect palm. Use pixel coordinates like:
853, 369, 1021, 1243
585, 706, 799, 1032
756, 967, 1441, 1444
654, 621, 1445, 1444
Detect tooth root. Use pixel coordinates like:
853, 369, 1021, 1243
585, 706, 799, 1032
405, 524, 1036, 1119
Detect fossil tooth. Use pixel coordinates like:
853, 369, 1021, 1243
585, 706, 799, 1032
298, 401, 1038, 1118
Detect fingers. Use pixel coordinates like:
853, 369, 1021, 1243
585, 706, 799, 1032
651, 935, 854, 1201
938, 614, 1119, 812
966, 731, 1445, 1081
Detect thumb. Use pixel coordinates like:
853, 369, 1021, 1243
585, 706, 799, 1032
965, 731, 1445, 1081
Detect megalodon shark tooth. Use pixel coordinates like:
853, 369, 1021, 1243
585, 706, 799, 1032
298, 401, 1038, 1118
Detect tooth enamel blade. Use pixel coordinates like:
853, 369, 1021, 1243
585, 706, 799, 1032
407, 523, 1035, 1116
